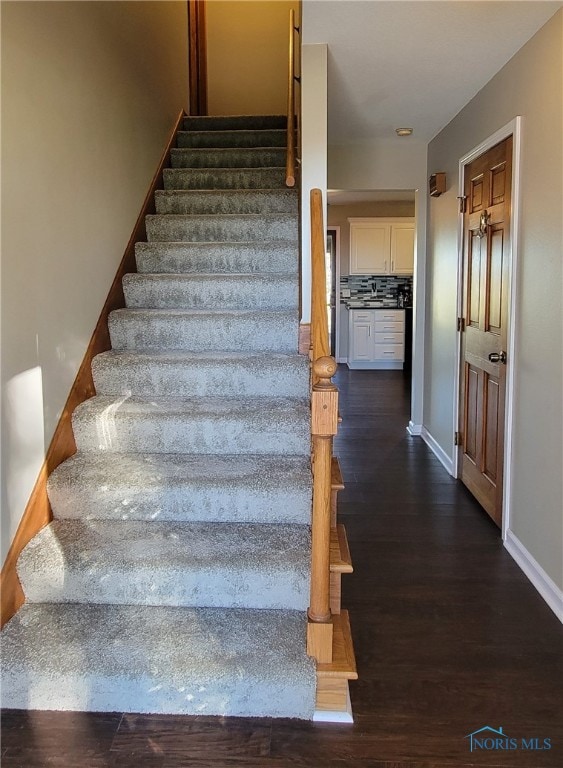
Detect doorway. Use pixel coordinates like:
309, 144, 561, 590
327, 189, 417, 411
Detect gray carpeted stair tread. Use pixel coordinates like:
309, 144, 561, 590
171, 147, 286, 169
109, 308, 299, 353
163, 167, 287, 190
47, 453, 312, 523
155, 189, 297, 215
182, 114, 287, 131
122, 273, 298, 310
0, 603, 316, 717
177, 129, 287, 149
17, 520, 311, 610
92, 350, 309, 397
72, 395, 310, 455
145, 213, 297, 243
135, 241, 298, 274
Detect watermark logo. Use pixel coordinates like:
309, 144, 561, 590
465, 726, 552, 752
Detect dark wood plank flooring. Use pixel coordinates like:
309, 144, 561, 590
2, 369, 562, 767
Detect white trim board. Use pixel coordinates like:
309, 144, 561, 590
407, 421, 422, 436
421, 427, 454, 476
504, 531, 563, 624
453, 117, 522, 545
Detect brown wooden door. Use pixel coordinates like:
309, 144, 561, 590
460, 137, 512, 527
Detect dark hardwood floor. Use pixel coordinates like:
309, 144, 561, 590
2, 369, 562, 767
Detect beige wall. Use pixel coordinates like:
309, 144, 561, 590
1, 1, 188, 564
426, 11, 563, 588
206, 0, 299, 115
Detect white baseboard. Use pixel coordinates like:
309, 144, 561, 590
407, 421, 422, 436
504, 531, 563, 623
421, 427, 454, 476
337, 356, 347, 364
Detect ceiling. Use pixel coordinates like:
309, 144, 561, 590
303, 0, 563, 144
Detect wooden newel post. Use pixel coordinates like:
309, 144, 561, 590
308, 356, 338, 663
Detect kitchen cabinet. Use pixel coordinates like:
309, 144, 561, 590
349, 218, 414, 275
348, 309, 405, 369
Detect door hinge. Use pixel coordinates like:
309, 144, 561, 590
457, 317, 466, 332
457, 195, 467, 214
454, 431, 462, 446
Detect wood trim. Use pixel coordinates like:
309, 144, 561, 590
0, 109, 186, 629
317, 610, 358, 681
298, 323, 310, 355
188, 0, 207, 116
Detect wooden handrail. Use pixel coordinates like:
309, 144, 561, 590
286, 9, 299, 187
307, 188, 339, 663
310, 189, 330, 363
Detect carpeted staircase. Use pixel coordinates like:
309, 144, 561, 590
1, 115, 317, 719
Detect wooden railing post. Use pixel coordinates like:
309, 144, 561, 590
308, 357, 338, 662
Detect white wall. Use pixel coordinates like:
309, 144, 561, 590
300, 44, 328, 324
1, 1, 189, 564
426, 11, 563, 589
206, 0, 299, 116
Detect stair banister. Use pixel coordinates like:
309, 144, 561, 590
307, 188, 338, 663
286, 9, 300, 187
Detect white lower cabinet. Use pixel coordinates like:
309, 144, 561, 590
348, 309, 405, 369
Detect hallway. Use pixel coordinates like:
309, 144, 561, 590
1, 370, 562, 766
333, 368, 562, 765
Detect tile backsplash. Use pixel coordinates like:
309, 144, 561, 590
341, 275, 413, 306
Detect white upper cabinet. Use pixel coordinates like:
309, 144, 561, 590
349, 218, 414, 275
349, 222, 390, 274
390, 223, 415, 275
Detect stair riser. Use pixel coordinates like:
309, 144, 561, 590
92, 355, 309, 397
21, 572, 308, 611
122, 275, 298, 310
163, 168, 286, 190
48, 478, 312, 524
19, 548, 309, 613
135, 242, 298, 274
177, 130, 286, 148
72, 408, 310, 455
48, 452, 312, 524
182, 115, 286, 131
145, 215, 297, 243
1, 603, 316, 718
155, 190, 297, 215
109, 311, 299, 353
1, 672, 311, 718
171, 148, 285, 169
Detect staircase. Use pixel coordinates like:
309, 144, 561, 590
1, 115, 319, 719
